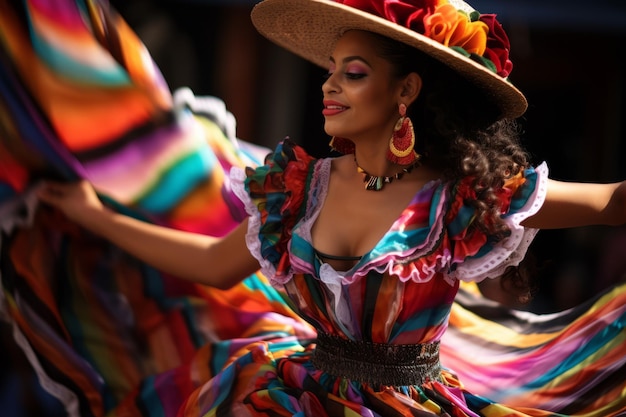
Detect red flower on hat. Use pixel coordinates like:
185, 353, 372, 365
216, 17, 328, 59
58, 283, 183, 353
341, 0, 442, 32
479, 14, 513, 77
336, 0, 513, 78
383, 0, 443, 33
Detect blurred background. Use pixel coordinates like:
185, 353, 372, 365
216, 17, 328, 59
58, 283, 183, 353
2, 0, 626, 415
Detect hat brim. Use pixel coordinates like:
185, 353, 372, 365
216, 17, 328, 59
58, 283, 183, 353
251, 0, 527, 119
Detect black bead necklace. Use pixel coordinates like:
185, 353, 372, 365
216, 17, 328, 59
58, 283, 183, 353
354, 157, 421, 191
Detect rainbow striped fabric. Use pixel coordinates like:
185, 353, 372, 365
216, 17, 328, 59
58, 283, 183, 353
1, 1, 625, 416
446, 282, 626, 415
0, 1, 291, 415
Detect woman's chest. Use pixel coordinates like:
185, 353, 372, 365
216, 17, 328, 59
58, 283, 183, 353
309, 164, 436, 265
310, 194, 405, 264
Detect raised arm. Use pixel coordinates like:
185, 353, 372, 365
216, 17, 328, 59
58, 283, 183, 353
522, 179, 626, 229
37, 180, 260, 289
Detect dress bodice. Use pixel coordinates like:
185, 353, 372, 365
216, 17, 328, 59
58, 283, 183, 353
232, 139, 547, 346
283, 158, 458, 344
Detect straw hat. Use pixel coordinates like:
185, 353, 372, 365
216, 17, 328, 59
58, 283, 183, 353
251, 0, 527, 119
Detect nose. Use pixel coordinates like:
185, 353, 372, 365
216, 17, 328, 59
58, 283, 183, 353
322, 72, 340, 95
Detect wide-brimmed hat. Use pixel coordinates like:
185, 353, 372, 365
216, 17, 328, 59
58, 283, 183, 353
251, 0, 527, 119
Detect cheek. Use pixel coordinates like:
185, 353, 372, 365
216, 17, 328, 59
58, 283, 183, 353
358, 90, 396, 123
352, 88, 388, 113
355, 83, 378, 100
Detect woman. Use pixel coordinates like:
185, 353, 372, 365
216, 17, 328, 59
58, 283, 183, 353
18, 0, 626, 415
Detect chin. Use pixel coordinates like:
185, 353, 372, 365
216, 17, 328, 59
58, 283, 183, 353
323, 126, 337, 137
324, 124, 345, 138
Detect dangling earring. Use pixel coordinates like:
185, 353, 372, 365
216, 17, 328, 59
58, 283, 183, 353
329, 136, 355, 154
386, 103, 419, 165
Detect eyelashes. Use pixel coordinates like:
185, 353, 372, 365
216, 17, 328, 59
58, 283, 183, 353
322, 72, 367, 81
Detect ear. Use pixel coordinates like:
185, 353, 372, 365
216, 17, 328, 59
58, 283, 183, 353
399, 72, 422, 106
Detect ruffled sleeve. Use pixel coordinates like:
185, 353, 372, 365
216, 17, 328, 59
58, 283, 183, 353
231, 139, 315, 282
445, 163, 548, 282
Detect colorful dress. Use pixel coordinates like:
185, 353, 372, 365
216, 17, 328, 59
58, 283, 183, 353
1, 1, 625, 416
171, 140, 626, 416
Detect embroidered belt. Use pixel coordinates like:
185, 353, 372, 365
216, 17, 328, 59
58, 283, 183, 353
311, 333, 442, 386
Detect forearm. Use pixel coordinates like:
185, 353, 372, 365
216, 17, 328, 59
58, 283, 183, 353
86, 206, 205, 276
37, 180, 259, 287
77, 205, 255, 288
523, 180, 626, 229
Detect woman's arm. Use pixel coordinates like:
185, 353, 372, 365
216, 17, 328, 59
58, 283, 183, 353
37, 180, 259, 289
522, 179, 626, 229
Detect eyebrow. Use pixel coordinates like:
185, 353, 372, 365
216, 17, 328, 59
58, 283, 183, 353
329, 55, 372, 67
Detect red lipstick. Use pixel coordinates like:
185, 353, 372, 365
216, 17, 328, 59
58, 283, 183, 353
322, 100, 348, 116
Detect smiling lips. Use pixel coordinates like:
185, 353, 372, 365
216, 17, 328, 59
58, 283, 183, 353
323, 100, 348, 116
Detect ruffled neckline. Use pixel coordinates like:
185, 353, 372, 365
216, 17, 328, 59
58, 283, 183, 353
234, 139, 548, 288
289, 158, 443, 279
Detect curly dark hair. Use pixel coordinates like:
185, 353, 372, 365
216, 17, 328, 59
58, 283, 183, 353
370, 31, 537, 302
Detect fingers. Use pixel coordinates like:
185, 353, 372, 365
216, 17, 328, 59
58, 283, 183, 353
34, 179, 104, 226
36, 180, 89, 205
37, 181, 68, 202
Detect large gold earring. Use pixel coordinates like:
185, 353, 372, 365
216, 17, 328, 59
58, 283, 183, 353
386, 103, 419, 165
329, 136, 355, 154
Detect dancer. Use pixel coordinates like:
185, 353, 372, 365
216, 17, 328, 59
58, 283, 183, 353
6, 0, 626, 415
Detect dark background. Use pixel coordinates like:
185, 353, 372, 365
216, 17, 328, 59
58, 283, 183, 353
3, 1, 626, 415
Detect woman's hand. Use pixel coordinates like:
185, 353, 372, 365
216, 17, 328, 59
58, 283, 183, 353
37, 180, 105, 226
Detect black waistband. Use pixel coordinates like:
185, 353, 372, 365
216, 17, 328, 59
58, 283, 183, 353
311, 333, 442, 387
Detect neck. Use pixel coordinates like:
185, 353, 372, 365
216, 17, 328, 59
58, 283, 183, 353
353, 145, 395, 177
353, 155, 421, 191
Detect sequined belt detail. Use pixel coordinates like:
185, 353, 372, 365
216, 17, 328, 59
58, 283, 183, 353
311, 333, 442, 386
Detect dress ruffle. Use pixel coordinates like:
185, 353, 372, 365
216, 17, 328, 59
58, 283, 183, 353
236, 140, 548, 286
232, 139, 315, 284
447, 164, 548, 282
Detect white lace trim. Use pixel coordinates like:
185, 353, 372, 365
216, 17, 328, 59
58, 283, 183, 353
173, 87, 238, 144
291, 159, 331, 258
312, 160, 362, 333
230, 167, 280, 282
449, 162, 549, 282
231, 159, 332, 287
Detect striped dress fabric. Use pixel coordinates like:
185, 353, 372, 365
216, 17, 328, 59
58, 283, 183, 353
215, 139, 625, 417
1, 1, 625, 416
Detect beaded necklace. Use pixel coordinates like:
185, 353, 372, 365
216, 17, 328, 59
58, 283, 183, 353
354, 157, 421, 191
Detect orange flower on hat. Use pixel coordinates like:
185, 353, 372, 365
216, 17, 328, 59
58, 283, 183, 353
424, 3, 488, 55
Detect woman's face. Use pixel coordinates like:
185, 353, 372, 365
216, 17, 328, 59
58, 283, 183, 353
322, 30, 404, 144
